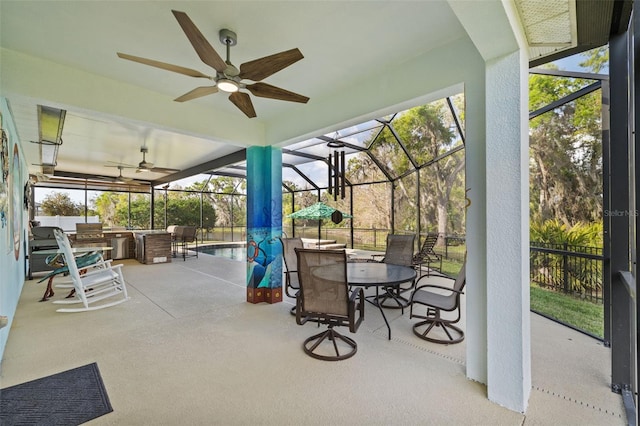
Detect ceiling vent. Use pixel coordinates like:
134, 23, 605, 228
515, 0, 578, 63
33, 105, 66, 174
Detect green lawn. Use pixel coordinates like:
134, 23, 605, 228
530, 284, 603, 338
434, 256, 604, 339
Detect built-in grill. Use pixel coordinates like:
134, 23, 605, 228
28, 226, 62, 280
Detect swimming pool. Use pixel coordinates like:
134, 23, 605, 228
198, 245, 246, 261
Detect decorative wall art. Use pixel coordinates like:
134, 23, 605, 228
1, 117, 9, 241
11, 143, 22, 260
24, 181, 32, 211
245, 147, 282, 304
0, 111, 8, 233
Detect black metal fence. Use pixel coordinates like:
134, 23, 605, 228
530, 242, 603, 303
282, 226, 467, 259
200, 226, 247, 242
205, 227, 603, 303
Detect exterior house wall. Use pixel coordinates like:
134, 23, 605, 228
0, 97, 28, 365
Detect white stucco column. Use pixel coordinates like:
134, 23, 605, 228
449, 1, 530, 410
485, 49, 531, 412
464, 77, 488, 386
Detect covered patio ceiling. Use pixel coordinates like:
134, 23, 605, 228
0, 1, 631, 191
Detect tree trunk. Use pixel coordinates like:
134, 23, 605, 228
436, 201, 447, 246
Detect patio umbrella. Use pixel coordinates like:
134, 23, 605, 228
287, 202, 352, 242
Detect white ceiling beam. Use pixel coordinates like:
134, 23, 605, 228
448, 0, 526, 62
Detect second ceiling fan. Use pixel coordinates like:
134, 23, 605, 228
117, 10, 309, 118
105, 146, 179, 175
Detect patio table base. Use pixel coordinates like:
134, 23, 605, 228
370, 287, 411, 310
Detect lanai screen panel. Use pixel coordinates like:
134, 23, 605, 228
393, 172, 417, 234
368, 126, 412, 179
327, 120, 384, 149
418, 148, 466, 238
352, 182, 391, 249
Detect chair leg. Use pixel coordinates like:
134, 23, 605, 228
40, 276, 56, 302
411, 307, 464, 344
303, 326, 357, 361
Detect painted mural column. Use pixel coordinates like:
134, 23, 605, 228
245, 146, 283, 304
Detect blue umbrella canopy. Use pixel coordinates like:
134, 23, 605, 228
287, 202, 352, 220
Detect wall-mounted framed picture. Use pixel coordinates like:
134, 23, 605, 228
11, 143, 22, 260
24, 180, 32, 211
0, 125, 8, 234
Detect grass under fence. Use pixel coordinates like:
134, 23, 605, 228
433, 256, 604, 339
530, 284, 604, 338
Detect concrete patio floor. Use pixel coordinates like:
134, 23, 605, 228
0, 253, 627, 425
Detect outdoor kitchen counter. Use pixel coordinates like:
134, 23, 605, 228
133, 230, 172, 264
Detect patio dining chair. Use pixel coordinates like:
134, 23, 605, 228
51, 228, 129, 312
166, 225, 178, 257
412, 234, 443, 277
370, 234, 416, 267
174, 226, 198, 260
369, 234, 416, 307
295, 248, 364, 361
409, 260, 466, 344
278, 237, 303, 299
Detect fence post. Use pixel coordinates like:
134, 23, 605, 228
563, 242, 570, 294
374, 227, 377, 248
445, 236, 449, 259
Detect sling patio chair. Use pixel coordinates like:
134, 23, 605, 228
278, 237, 303, 299
369, 233, 416, 308
51, 228, 129, 312
166, 225, 178, 257
295, 248, 364, 361
412, 234, 443, 277
174, 226, 198, 260
409, 260, 466, 344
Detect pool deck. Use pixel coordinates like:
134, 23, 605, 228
2, 255, 626, 424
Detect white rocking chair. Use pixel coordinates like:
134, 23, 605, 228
52, 228, 130, 312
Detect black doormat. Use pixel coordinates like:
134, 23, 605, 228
0, 362, 113, 425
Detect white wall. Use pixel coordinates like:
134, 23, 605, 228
451, 0, 531, 413
35, 215, 100, 232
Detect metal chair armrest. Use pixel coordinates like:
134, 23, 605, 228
411, 283, 464, 302
348, 287, 364, 332
295, 291, 308, 325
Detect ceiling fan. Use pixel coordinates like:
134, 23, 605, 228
117, 9, 309, 118
112, 165, 135, 183
96, 165, 140, 184
105, 147, 180, 175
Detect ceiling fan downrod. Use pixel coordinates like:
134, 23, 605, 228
219, 28, 237, 65
218, 29, 240, 80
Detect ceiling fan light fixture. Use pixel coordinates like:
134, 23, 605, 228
217, 78, 239, 93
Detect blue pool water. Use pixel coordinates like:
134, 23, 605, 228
198, 246, 246, 261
